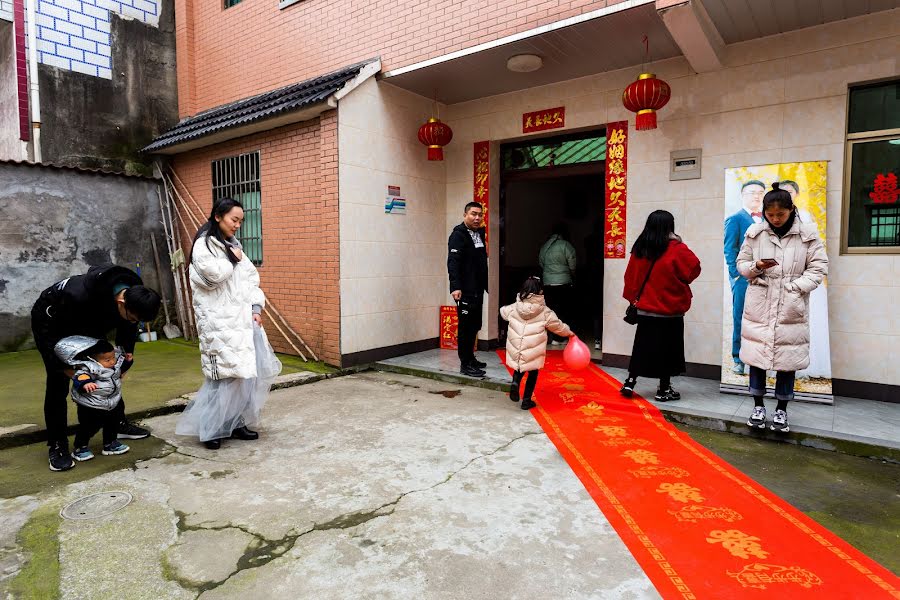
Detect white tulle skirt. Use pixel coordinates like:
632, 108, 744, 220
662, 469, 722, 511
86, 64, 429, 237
176, 324, 282, 442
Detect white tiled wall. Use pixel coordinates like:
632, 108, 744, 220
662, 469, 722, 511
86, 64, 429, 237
338, 77, 448, 355
439, 9, 900, 386
0, 0, 12, 22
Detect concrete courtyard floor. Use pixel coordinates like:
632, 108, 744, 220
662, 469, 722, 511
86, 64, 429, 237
2, 370, 897, 599
0, 372, 659, 599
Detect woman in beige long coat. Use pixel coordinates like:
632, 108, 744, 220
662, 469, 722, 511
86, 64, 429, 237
500, 276, 572, 411
737, 183, 828, 434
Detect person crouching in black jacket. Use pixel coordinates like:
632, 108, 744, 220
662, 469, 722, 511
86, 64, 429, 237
31, 264, 161, 472
448, 202, 488, 377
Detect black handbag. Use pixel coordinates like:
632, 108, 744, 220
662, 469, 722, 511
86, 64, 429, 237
624, 259, 656, 325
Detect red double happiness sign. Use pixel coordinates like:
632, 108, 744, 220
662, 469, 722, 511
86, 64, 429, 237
522, 107, 565, 133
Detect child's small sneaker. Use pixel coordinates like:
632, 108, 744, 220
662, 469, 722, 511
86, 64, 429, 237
71, 447, 94, 462
520, 398, 536, 410
102, 440, 130, 456
770, 409, 789, 433
747, 406, 766, 429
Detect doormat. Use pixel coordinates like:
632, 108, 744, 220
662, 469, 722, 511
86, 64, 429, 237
498, 351, 900, 598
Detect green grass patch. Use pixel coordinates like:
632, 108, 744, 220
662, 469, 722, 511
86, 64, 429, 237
0, 340, 334, 432
6, 503, 62, 600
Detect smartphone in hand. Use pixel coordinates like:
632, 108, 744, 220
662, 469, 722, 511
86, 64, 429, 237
761, 257, 779, 265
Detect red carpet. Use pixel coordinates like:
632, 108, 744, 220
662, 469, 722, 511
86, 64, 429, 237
499, 351, 900, 599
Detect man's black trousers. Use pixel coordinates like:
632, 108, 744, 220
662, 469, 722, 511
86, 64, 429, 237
456, 294, 483, 366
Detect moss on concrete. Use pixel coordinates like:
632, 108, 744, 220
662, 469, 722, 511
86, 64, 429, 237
0, 436, 172, 499
6, 503, 62, 600
0, 340, 334, 433
677, 423, 900, 575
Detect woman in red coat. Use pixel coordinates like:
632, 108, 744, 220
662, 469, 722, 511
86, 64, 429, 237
620, 210, 701, 401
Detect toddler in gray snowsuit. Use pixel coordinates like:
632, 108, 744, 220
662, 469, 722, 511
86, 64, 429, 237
54, 336, 131, 461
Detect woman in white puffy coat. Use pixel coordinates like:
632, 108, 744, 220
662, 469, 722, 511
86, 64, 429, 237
176, 198, 281, 449
500, 276, 572, 411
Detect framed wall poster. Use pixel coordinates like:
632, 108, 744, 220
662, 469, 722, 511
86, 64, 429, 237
720, 161, 833, 403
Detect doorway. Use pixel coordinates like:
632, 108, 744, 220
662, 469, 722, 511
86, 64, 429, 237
498, 129, 606, 357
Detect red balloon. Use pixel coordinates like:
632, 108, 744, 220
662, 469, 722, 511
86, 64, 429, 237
563, 336, 591, 371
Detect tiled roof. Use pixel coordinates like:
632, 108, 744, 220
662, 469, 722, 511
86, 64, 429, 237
143, 60, 376, 153
0, 159, 155, 179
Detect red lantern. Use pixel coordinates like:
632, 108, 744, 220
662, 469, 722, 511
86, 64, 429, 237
622, 73, 671, 131
418, 117, 453, 161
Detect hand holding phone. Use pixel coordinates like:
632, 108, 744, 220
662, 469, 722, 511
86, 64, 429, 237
756, 257, 778, 270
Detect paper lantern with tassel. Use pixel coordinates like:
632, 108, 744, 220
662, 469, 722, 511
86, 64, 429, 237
418, 117, 453, 161
622, 73, 671, 131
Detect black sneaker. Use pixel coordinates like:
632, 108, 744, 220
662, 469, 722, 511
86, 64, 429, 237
117, 420, 150, 439
49, 442, 75, 472
619, 378, 636, 398
471, 359, 487, 369
654, 386, 681, 402
521, 398, 536, 410
460, 364, 486, 378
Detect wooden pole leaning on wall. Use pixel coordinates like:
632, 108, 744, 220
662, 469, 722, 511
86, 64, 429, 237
156, 183, 192, 341
162, 173, 200, 340
165, 167, 318, 363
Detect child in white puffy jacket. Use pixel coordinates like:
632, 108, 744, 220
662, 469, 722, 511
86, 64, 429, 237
500, 276, 572, 411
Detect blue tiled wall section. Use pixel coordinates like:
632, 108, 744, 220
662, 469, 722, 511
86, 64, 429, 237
34, 0, 159, 79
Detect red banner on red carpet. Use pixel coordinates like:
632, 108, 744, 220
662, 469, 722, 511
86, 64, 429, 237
439, 306, 458, 349
522, 106, 565, 134
604, 121, 628, 258
474, 141, 490, 254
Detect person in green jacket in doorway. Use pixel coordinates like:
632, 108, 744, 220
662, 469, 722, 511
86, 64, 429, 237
538, 223, 577, 344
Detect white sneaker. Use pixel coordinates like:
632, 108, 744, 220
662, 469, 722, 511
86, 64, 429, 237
747, 406, 766, 429
770, 409, 789, 433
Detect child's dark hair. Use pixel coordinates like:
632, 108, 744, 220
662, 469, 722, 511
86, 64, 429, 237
763, 181, 794, 212
77, 339, 114, 361
518, 275, 543, 300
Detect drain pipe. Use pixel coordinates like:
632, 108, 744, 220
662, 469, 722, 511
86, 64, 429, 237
24, 0, 41, 162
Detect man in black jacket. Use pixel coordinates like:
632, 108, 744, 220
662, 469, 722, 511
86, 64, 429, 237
31, 264, 161, 471
447, 202, 488, 377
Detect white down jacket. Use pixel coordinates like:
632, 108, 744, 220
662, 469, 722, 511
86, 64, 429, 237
736, 219, 828, 372
190, 235, 265, 380
500, 294, 572, 372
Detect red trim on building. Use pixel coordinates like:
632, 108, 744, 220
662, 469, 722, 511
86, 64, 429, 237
13, 0, 30, 141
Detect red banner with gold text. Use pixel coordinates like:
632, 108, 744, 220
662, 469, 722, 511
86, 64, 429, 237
474, 141, 490, 254
604, 122, 628, 258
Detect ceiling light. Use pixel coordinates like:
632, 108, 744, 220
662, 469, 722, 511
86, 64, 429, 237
507, 54, 543, 73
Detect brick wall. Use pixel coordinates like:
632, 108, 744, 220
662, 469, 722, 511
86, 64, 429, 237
172, 112, 342, 366
177, 0, 623, 117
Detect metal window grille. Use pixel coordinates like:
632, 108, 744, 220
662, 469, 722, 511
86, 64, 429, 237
224, 0, 242, 7
869, 206, 900, 247
212, 151, 263, 265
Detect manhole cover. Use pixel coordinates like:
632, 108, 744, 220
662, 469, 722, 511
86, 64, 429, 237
60, 491, 133, 521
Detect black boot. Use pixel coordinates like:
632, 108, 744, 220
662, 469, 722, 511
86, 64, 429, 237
231, 426, 259, 440
521, 398, 536, 410
204, 439, 221, 450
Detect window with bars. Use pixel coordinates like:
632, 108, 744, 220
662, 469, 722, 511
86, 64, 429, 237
212, 151, 263, 265
843, 80, 900, 253
224, 0, 242, 8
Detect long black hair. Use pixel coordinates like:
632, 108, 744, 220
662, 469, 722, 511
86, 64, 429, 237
518, 275, 544, 301
190, 197, 244, 265
631, 210, 675, 260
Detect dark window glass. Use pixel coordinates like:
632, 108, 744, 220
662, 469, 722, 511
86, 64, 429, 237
846, 138, 900, 248
848, 81, 900, 134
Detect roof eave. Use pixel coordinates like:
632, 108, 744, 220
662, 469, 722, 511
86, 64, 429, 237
147, 58, 382, 156
148, 102, 330, 155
